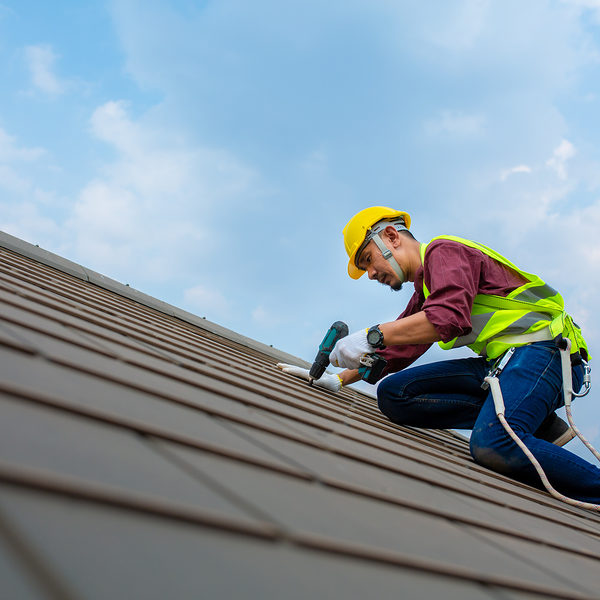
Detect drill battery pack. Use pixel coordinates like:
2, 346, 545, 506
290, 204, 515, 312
358, 353, 387, 384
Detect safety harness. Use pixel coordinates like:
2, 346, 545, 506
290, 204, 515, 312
485, 338, 597, 511
421, 236, 598, 511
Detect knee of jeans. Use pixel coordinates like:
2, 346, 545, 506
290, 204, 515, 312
376, 381, 393, 419
376, 377, 405, 421
469, 428, 515, 474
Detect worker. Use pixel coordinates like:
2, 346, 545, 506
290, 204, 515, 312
279, 206, 600, 502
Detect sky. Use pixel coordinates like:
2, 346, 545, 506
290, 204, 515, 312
2, 0, 600, 456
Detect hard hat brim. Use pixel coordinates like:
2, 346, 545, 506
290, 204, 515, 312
347, 261, 365, 280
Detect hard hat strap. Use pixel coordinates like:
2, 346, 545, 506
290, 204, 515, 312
372, 234, 406, 283
355, 218, 407, 267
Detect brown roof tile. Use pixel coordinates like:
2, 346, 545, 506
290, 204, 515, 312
1, 231, 600, 600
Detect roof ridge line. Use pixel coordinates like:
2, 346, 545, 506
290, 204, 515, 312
0, 230, 308, 370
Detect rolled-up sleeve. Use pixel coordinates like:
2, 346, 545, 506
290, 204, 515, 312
373, 238, 524, 380
378, 289, 432, 376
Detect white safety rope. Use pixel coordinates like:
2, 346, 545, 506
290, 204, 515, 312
484, 340, 600, 512
558, 338, 598, 461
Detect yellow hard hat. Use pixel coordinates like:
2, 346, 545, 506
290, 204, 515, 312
343, 206, 411, 279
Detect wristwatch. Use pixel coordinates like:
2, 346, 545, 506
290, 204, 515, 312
367, 325, 386, 349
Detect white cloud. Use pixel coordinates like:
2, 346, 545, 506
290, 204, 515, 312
424, 110, 486, 138
251, 305, 287, 328
561, 0, 600, 9
90, 101, 140, 154
536, 201, 600, 351
546, 139, 576, 180
561, 200, 600, 269
469, 143, 600, 350
183, 285, 231, 318
0, 127, 45, 162
0, 200, 62, 244
25, 44, 64, 95
500, 165, 532, 181
0, 127, 45, 193
421, 0, 490, 51
65, 100, 259, 283
72, 181, 138, 241
0, 164, 30, 193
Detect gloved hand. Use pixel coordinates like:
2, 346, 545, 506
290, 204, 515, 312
329, 328, 374, 369
276, 363, 343, 392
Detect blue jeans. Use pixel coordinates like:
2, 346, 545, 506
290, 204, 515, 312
377, 341, 600, 502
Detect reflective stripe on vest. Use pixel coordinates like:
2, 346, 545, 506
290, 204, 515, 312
420, 236, 589, 360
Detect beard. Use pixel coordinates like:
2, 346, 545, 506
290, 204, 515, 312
377, 277, 403, 292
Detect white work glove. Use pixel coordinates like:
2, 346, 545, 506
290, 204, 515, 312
276, 363, 343, 392
329, 328, 375, 370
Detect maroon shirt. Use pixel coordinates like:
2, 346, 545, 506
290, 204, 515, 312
379, 238, 527, 376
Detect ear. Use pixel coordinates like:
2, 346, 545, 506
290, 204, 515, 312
382, 226, 401, 247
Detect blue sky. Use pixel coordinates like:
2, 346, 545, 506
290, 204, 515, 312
2, 0, 600, 454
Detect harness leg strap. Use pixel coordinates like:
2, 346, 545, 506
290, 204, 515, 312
484, 371, 600, 511
557, 338, 600, 462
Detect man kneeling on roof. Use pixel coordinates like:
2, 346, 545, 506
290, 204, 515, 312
279, 206, 600, 503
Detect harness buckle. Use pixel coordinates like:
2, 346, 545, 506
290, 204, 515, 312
481, 347, 516, 391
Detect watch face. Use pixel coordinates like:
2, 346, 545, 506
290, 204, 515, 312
367, 327, 383, 347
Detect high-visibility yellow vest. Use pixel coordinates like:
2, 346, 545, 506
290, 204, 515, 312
420, 236, 589, 361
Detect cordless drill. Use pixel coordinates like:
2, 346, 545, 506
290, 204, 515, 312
309, 321, 388, 385
309, 321, 348, 385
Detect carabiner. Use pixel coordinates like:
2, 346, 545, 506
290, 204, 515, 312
572, 360, 592, 398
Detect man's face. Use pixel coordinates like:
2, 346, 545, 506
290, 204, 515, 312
357, 239, 403, 291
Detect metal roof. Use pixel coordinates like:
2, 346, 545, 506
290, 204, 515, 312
1, 230, 600, 600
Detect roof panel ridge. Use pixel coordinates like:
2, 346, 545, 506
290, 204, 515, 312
0, 231, 311, 372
